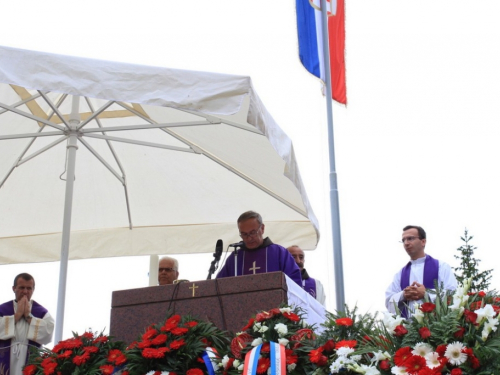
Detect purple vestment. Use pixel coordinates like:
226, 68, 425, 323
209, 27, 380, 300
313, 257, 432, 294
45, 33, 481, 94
0, 300, 48, 373
216, 238, 302, 286
301, 269, 317, 299
399, 255, 439, 318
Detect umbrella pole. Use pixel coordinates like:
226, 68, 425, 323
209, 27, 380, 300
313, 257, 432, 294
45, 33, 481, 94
54, 97, 80, 343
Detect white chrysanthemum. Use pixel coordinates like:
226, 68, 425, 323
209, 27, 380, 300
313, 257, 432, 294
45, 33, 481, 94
335, 356, 353, 366
390, 366, 408, 374
278, 338, 289, 346
258, 325, 269, 333
383, 312, 405, 333
444, 342, 467, 365
274, 323, 288, 336
370, 350, 391, 363
412, 342, 432, 357
336, 346, 355, 357
351, 354, 362, 361
424, 352, 440, 369
330, 361, 343, 373
251, 337, 263, 346
221, 355, 230, 368
233, 359, 241, 368
279, 307, 292, 313
475, 304, 496, 324
287, 363, 296, 372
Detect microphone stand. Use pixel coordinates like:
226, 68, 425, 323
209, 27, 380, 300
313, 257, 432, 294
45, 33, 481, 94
207, 249, 222, 280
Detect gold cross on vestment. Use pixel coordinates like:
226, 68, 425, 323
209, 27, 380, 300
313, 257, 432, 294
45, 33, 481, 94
189, 283, 198, 297
249, 261, 261, 274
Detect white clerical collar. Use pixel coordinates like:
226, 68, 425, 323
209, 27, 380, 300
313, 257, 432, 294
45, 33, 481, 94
410, 255, 427, 265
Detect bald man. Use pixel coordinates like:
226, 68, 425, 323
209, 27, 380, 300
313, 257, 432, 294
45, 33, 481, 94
287, 245, 326, 305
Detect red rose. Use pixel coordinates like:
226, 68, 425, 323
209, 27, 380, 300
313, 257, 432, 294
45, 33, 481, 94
100, 365, 115, 375
323, 339, 335, 353
394, 325, 408, 337
478, 291, 486, 297
419, 327, 431, 339
335, 317, 353, 326
379, 360, 390, 370
436, 345, 447, 357
464, 309, 478, 325
454, 327, 465, 338
420, 302, 436, 313
450, 369, 463, 375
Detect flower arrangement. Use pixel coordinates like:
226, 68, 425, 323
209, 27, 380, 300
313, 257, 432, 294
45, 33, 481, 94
124, 313, 229, 375
299, 305, 379, 375
23, 330, 126, 375
219, 305, 315, 375
363, 279, 500, 374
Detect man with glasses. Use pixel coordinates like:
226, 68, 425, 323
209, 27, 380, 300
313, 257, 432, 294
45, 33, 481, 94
216, 211, 302, 286
158, 256, 180, 285
385, 225, 457, 317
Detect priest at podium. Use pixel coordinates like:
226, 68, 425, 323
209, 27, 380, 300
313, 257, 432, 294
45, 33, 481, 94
216, 211, 302, 286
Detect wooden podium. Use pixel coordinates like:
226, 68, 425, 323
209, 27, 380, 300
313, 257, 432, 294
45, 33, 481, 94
110, 272, 289, 344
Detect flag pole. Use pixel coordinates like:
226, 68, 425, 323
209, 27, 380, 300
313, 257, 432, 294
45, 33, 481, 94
320, 0, 345, 311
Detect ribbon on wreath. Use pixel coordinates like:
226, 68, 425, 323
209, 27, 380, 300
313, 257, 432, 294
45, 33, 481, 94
243, 342, 285, 375
202, 347, 218, 375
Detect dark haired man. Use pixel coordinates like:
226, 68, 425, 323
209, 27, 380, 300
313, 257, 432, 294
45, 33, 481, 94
0, 273, 54, 375
385, 225, 457, 317
216, 211, 302, 286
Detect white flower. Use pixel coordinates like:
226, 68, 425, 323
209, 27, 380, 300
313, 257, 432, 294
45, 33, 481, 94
347, 364, 380, 375
274, 323, 288, 336
278, 338, 289, 346
383, 312, 405, 334
371, 350, 391, 363
481, 317, 499, 340
251, 337, 263, 346
237, 364, 244, 371
351, 354, 362, 361
301, 319, 308, 328
146, 372, 169, 375
279, 307, 292, 313
253, 322, 262, 332
330, 361, 343, 373
411, 342, 432, 357
221, 355, 230, 368
475, 304, 496, 324
258, 325, 269, 333
413, 307, 425, 324
233, 359, 241, 369
444, 342, 467, 365
390, 366, 408, 374
287, 363, 296, 372
425, 352, 440, 369
336, 347, 355, 357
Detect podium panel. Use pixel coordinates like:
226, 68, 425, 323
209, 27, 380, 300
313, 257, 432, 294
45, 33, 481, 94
110, 272, 288, 344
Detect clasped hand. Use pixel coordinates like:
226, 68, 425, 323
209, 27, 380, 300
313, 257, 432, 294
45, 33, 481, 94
403, 282, 426, 301
15, 295, 31, 323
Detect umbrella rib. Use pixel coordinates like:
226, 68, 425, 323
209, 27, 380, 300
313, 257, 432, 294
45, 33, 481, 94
84, 133, 197, 153
0, 130, 65, 141
84, 97, 132, 229
179, 108, 261, 134
80, 121, 213, 133
38, 91, 72, 130
17, 135, 69, 166
0, 101, 66, 131
76, 100, 115, 131
0, 92, 42, 116
79, 138, 125, 184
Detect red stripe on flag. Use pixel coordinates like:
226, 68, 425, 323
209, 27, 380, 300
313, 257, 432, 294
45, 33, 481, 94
328, 0, 346, 105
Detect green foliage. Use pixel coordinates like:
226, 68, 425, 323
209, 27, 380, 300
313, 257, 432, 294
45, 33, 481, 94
453, 229, 493, 292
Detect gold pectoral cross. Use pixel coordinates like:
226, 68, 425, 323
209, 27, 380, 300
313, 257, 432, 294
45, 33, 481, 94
189, 283, 198, 297
249, 261, 261, 274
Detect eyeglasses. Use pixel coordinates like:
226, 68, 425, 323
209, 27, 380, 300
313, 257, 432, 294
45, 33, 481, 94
159, 267, 176, 273
239, 225, 262, 239
400, 236, 421, 243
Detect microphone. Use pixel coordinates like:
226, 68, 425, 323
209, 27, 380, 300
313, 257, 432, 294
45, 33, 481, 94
229, 241, 244, 248
214, 239, 223, 259
207, 239, 224, 280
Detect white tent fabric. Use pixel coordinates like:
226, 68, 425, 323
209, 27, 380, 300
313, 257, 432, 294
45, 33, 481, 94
0, 45, 319, 265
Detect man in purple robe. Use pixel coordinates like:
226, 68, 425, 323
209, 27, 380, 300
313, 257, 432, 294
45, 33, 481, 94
385, 225, 457, 317
287, 245, 326, 305
0, 273, 54, 375
216, 211, 302, 286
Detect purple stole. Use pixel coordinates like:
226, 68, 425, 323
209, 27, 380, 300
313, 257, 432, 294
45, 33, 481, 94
399, 255, 439, 317
303, 277, 317, 299
0, 300, 48, 373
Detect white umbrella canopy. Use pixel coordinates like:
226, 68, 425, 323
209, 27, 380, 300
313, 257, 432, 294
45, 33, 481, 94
0, 45, 319, 340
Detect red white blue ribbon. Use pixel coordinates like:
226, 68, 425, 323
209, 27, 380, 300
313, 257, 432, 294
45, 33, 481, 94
202, 347, 218, 375
243, 342, 286, 375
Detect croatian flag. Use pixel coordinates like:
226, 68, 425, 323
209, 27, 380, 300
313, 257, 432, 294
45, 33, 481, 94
296, 0, 346, 105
